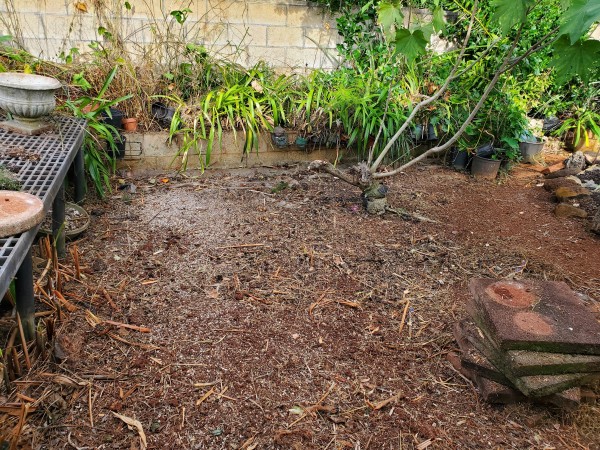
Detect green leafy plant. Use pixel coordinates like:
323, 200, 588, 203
555, 108, 600, 148
63, 67, 132, 198
162, 62, 295, 170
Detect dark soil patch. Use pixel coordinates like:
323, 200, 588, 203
4, 160, 600, 449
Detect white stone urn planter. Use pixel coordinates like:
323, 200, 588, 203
0, 72, 62, 135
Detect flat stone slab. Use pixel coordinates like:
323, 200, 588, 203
454, 322, 513, 386
447, 349, 581, 408
458, 318, 600, 376
0, 190, 44, 237
469, 278, 600, 354
455, 318, 597, 397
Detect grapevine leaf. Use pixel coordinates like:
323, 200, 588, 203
552, 35, 600, 83
491, 0, 533, 35
394, 28, 428, 62
432, 6, 446, 33
560, 0, 600, 44
377, 1, 404, 39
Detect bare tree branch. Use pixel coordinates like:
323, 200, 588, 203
308, 160, 364, 188
370, 0, 480, 173
373, 22, 528, 180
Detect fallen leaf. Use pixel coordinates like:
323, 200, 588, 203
288, 405, 304, 415
416, 439, 432, 450
74, 1, 88, 12
112, 412, 147, 450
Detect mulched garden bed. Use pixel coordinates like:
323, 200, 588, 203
2, 160, 599, 449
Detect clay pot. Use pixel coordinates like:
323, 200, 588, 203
122, 117, 138, 132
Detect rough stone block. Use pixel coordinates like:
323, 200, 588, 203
285, 5, 312, 27
268, 26, 304, 47
554, 186, 590, 202
468, 278, 600, 355
464, 307, 600, 396
16, 13, 43, 40
205, 0, 245, 24
474, 375, 526, 404
244, 24, 268, 47
245, 46, 287, 68
543, 176, 582, 192
303, 27, 339, 49
515, 372, 599, 398
554, 204, 588, 218
247, 3, 288, 26
286, 47, 339, 71
453, 322, 513, 386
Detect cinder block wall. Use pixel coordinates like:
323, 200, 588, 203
0, 0, 341, 71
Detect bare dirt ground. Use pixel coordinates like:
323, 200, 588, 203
4, 156, 600, 449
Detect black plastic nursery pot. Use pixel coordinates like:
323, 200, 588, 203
471, 154, 501, 179
101, 107, 124, 130
476, 142, 494, 158
519, 139, 544, 163
109, 131, 126, 159
151, 102, 176, 128
447, 147, 470, 170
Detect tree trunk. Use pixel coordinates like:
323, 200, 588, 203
361, 182, 389, 215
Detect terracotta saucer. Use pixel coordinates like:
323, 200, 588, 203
0, 191, 44, 238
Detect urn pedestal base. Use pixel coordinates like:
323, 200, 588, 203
0, 118, 53, 135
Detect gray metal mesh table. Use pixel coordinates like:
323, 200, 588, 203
0, 115, 86, 337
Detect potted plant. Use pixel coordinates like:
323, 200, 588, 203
555, 107, 600, 151
519, 122, 545, 163
471, 149, 502, 179
122, 117, 138, 132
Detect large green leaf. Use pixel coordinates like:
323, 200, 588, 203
394, 28, 428, 62
560, 0, 600, 44
432, 6, 446, 34
377, 1, 403, 39
552, 35, 600, 83
491, 0, 533, 35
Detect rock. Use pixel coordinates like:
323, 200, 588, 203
541, 161, 565, 175
592, 210, 600, 235
578, 165, 600, 185
542, 177, 582, 192
584, 151, 599, 166
545, 167, 582, 179
554, 186, 590, 202
581, 180, 600, 191
565, 151, 587, 171
554, 204, 588, 218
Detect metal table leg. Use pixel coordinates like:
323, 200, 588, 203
73, 147, 86, 204
52, 181, 66, 259
15, 247, 35, 340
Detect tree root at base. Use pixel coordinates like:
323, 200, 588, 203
385, 206, 438, 223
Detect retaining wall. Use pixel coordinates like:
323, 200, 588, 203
117, 130, 352, 173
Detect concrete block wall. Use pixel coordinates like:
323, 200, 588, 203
0, 0, 342, 72
117, 130, 350, 172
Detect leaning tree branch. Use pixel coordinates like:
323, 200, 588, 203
499, 26, 560, 75
373, 22, 527, 180
370, 0, 479, 173
308, 160, 364, 188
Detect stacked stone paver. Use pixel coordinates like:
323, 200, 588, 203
451, 278, 600, 408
